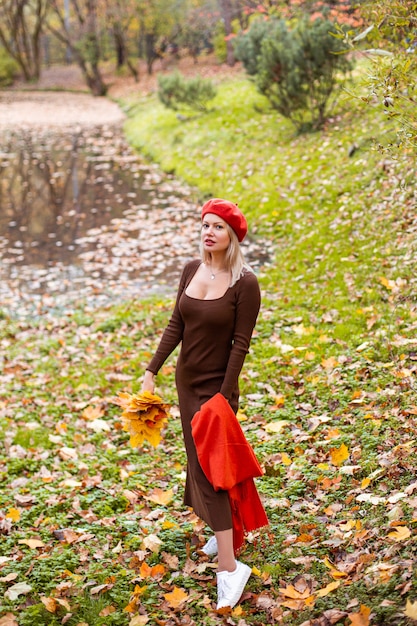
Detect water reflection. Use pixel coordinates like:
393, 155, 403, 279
0, 126, 271, 317
0, 128, 150, 267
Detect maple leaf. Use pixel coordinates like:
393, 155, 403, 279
404, 599, 417, 620
348, 604, 371, 626
99, 606, 116, 617
142, 533, 162, 553
114, 391, 170, 448
146, 487, 174, 506
321, 356, 339, 370
163, 586, 189, 609
330, 443, 349, 466
6, 508, 20, 522
139, 562, 166, 579
82, 405, 104, 420
124, 585, 148, 613
388, 526, 411, 542
41, 597, 57, 613
279, 583, 311, 599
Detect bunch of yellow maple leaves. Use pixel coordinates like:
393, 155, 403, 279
114, 390, 170, 448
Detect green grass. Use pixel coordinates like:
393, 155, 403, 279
1, 66, 416, 625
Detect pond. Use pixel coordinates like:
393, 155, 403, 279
0, 124, 270, 318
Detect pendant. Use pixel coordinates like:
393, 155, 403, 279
211, 274, 215, 280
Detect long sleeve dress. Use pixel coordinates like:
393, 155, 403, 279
147, 259, 261, 531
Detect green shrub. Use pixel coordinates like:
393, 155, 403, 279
157, 71, 217, 112
0, 47, 19, 86
234, 17, 353, 131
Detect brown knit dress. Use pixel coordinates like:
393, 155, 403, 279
147, 259, 261, 531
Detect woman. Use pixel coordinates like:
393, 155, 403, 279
142, 198, 261, 609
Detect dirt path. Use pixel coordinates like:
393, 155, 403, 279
0, 54, 243, 128
0, 91, 125, 129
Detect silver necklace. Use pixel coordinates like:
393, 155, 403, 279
208, 265, 227, 280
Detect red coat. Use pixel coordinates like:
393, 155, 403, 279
191, 393, 269, 552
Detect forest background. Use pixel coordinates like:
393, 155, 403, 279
0, 1, 416, 625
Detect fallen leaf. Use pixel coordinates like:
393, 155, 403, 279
163, 586, 189, 609
142, 533, 162, 553
146, 488, 174, 506
6, 509, 20, 522
82, 405, 104, 420
265, 420, 289, 433
323, 557, 348, 579
330, 443, 349, 466
322, 356, 339, 370
99, 605, 116, 616
0, 573, 18, 583
0, 614, 18, 626
4, 582, 32, 601
388, 526, 411, 542
129, 616, 149, 626
87, 418, 110, 433
279, 584, 311, 599
18, 539, 45, 549
348, 604, 371, 626
41, 597, 57, 613
315, 580, 341, 598
404, 599, 417, 620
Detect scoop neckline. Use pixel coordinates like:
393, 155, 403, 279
184, 289, 230, 302
184, 260, 231, 301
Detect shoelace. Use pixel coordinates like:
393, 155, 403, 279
217, 574, 231, 600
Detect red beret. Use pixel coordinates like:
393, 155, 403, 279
201, 198, 248, 242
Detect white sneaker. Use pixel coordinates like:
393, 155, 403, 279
201, 535, 218, 556
216, 560, 252, 609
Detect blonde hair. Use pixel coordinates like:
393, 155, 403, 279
200, 223, 253, 287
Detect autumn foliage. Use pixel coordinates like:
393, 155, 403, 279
114, 390, 170, 448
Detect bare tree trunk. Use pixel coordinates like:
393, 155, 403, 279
47, 0, 108, 96
0, 0, 47, 81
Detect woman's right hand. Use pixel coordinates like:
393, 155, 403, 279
141, 370, 155, 394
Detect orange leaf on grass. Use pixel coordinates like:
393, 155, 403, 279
388, 526, 411, 542
139, 562, 166, 579
6, 508, 20, 522
164, 586, 189, 609
348, 604, 371, 626
41, 597, 57, 613
323, 557, 348, 579
146, 488, 174, 506
279, 584, 311, 599
330, 443, 349, 466
82, 405, 104, 420
315, 580, 341, 598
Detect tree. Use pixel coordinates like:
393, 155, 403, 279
235, 16, 353, 131
137, 0, 186, 75
103, 0, 139, 79
219, 0, 235, 65
346, 0, 417, 150
0, 0, 48, 81
47, 0, 108, 96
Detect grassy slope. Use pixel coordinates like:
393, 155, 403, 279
0, 72, 416, 625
